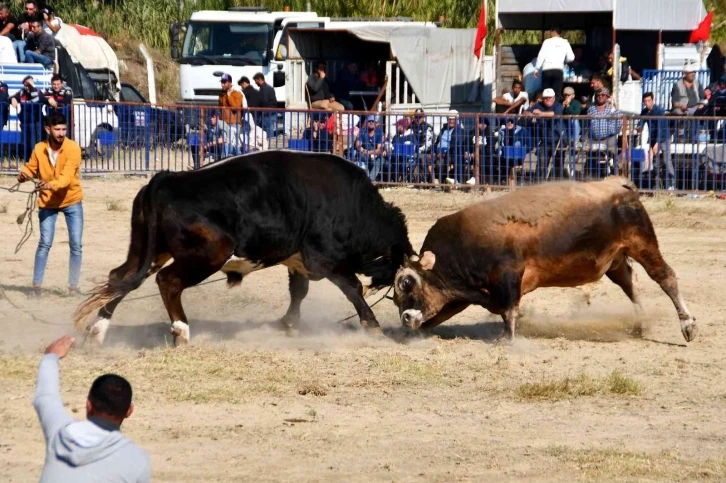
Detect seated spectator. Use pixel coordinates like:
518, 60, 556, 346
526, 88, 565, 179
586, 87, 622, 177
671, 62, 705, 115
303, 112, 332, 153
24, 20, 55, 68
432, 114, 470, 184
493, 79, 529, 116
41, 6, 62, 38
33, 335, 151, 482
637, 92, 671, 188
334, 61, 364, 111
584, 74, 607, 112
306, 62, 344, 111
14, 0, 41, 63
0, 5, 18, 41
388, 118, 417, 181
350, 115, 386, 181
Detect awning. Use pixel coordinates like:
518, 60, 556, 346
289, 26, 482, 109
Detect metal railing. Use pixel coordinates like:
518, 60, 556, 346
641, 69, 711, 112
1, 101, 725, 194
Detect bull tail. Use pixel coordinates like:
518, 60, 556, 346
73, 172, 168, 331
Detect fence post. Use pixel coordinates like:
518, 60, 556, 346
619, 114, 627, 177
144, 105, 151, 171
474, 116, 481, 185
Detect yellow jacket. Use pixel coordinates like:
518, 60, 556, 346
20, 138, 83, 209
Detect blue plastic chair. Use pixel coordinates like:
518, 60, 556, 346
288, 139, 310, 151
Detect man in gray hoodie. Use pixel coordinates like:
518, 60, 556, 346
34, 335, 151, 482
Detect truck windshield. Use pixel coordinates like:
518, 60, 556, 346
181, 22, 271, 65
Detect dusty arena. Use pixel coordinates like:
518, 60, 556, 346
1, 176, 725, 482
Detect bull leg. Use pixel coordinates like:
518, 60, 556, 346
419, 301, 471, 332
629, 248, 697, 342
605, 256, 645, 336
280, 270, 310, 336
494, 271, 523, 344
87, 253, 171, 346
327, 272, 381, 333
156, 256, 228, 347
497, 305, 520, 345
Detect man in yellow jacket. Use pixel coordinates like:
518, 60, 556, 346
17, 111, 83, 298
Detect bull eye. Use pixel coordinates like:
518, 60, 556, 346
400, 275, 415, 292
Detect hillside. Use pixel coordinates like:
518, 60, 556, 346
54, 0, 726, 104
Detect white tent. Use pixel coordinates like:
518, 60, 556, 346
55, 23, 121, 95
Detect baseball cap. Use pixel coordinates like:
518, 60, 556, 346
683, 62, 698, 73
563, 86, 575, 96
220, 73, 232, 83
366, 115, 376, 122
542, 88, 555, 98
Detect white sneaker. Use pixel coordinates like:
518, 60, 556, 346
668, 185, 675, 191
465, 177, 476, 185
445, 177, 456, 184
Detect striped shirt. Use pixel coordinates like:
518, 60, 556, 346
587, 103, 622, 140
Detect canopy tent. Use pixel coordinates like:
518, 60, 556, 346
288, 26, 482, 109
497, 0, 707, 31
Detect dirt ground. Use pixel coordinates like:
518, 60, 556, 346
1, 176, 725, 482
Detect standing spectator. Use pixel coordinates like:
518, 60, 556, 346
238, 76, 261, 123
11, 75, 45, 161
638, 92, 671, 189
522, 57, 542, 99
410, 108, 433, 180
306, 62, 344, 111
253, 72, 277, 139
586, 87, 622, 177
41, 6, 62, 38
16, 112, 84, 297
562, 86, 582, 172
0, 4, 19, 41
13, 0, 41, 63
33, 335, 151, 482
0, 80, 9, 157
218, 73, 243, 154
671, 62, 705, 114
43, 73, 72, 140
526, 88, 565, 179
707, 44, 724, 90
24, 20, 55, 68
533, 26, 574, 100
334, 61, 363, 110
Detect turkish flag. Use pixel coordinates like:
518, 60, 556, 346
690, 10, 714, 44
474, 1, 487, 59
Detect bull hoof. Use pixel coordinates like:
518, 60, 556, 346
171, 321, 190, 347
364, 324, 384, 338
86, 318, 110, 347
493, 334, 514, 346
681, 321, 698, 343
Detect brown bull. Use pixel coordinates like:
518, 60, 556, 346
393, 177, 698, 343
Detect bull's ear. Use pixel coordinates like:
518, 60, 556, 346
420, 251, 436, 271
403, 254, 409, 266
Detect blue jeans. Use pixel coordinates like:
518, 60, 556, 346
13, 40, 26, 62
33, 202, 83, 288
25, 51, 53, 68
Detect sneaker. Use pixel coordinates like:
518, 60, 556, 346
667, 185, 675, 191
68, 286, 82, 296
465, 177, 476, 185
445, 177, 456, 184
28, 287, 41, 298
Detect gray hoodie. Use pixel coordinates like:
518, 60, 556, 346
34, 354, 152, 482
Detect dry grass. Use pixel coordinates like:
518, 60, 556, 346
547, 446, 726, 481
0, 202, 7, 214
105, 198, 127, 212
515, 370, 642, 402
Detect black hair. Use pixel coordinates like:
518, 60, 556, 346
252, 72, 264, 81
88, 374, 133, 418
45, 111, 66, 127
642, 92, 654, 100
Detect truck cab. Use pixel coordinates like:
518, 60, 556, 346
173, 7, 324, 106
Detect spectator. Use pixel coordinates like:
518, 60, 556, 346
464, 116, 490, 183
496, 116, 527, 181
352, 115, 386, 181
334, 61, 364, 110
562, 86, 582, 169
238, 76, 260, 117
671, 61, 705, 114
11, 75, 45, 162
303, 112, 332, 153
217, 73, 243, 153
522, 57, 542, 99
602, 51, 641, 83
0, 5, 19, 41
586, 87, 622, 176
533, 26, 574, 100
13, 0, 41, 63
17, 111, 83, 296
360, 62, 379, 88
0, 80, 9, 150
526, 88, 565, 178
433, 114, 469, 184
43, 73, 72, 140
24, 20, 55, 68
204, 110, 232, 160
389, 118, 417, 181
306, 62, 344, 111
493, 87, 511, 114
41, 6, 62, 38
33, 334, 151, 482
253, 72, 277, 139
582, 74, 607, 113
638, 91, 671, 189
707, 44, 724, 90
494, 79, 529, 116
569, 47, 591, 78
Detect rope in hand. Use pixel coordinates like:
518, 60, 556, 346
1, 179, 40, 254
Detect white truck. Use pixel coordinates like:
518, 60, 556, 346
172, 7, 325, 106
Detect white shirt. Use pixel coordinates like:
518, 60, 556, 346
535, 36, 575, 72
0, 36, 16, 64
48, 147, 60, 167
43, 17, 63, 37
503, 91, 529, 113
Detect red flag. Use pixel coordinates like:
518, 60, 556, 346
690, 10, 714, 44
474, 1, 487, 59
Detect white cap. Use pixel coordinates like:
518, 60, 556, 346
542, 88, 556, 98
683, 62, 698, 73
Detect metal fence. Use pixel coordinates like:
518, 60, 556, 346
641, 69, 711, 112
1, 101, 725, 193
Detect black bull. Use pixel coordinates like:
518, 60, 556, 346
74, 151, 414, 346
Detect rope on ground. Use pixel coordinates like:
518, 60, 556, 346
1, 180, 40, 254
0, 286, 60, 326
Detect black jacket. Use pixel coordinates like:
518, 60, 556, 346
243, 86, 261, 108
258, 82, 277, 108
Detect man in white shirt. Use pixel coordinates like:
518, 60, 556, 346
533, 26, 575, 101
0, 34, 17, 63
494, 79, 529, 115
